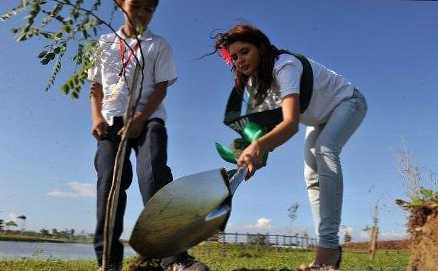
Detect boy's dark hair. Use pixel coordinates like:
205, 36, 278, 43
152, 0, 159, 8
117, 0, 159, 8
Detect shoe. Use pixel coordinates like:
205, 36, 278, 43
296, 246, 342, 271
296, 264, 339, 270
129, 257, 164, 271
97, 262, 122, 271
163, 254, 209, 271
334, 246, 342, 269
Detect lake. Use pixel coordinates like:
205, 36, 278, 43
0, 241, 136, 260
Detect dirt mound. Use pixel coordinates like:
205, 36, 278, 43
407, 203, 438, 271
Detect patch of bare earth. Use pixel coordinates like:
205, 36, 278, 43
407, 203, 438, 271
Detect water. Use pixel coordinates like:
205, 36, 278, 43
0, 241, 136, 260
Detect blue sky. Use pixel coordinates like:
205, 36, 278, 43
0, 0, 437, 242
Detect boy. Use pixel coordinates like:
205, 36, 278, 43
88, 0, 209, 270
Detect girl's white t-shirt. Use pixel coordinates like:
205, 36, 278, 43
246, 54, 354, 126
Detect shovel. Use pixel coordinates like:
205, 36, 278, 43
129, 166, 248, 259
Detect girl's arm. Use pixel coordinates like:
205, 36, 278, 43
237, 94, 300, 177
257, 94, 300, 153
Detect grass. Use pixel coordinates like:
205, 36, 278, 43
0, 243, 409, 271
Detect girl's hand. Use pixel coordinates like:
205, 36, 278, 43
237, 141, 266, 179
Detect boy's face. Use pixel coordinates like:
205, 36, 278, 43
119, 0, 156, 29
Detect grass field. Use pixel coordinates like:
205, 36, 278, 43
0, 243, 409, 271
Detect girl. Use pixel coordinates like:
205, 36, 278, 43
213, 24, 367, 270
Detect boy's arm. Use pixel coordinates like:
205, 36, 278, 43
137, 81, 169, 121
125, 81, 169, 138
90, 82, 108, 139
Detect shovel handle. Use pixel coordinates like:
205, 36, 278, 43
228, 166, 248, 195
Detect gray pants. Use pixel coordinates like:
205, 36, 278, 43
304, 89, 367, 249
94, 117, 173, 266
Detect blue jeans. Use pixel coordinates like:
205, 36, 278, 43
304, 89, 367, 249
94, 117, 173, 266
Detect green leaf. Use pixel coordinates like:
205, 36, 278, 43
46, 52, 56, 60
419, 188, 434, 199
40, 57, 50, 65
63, 24, 72, 33
0, 2, 29, 22
38, 50, 48, 58
62, 84, 70, 95
410, 197, 424, 207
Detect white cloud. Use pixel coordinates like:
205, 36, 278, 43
226, 217, 273, 234
48, 182, 96, 198
253, 217, 272, 230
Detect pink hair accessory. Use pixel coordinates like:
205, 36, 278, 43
219, 47, 232, 65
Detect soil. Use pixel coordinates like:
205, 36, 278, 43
406, 203, 438, 271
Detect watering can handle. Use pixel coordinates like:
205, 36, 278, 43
228, 166, 248, 196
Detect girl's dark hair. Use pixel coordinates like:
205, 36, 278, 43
214, 24, 288, 106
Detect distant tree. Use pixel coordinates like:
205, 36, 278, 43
40, 228, 50, 236
17, 215, 27, 231
51, 228, 59, 237
0, 219, 4, 231
248, 233, 268, 246
5, 221, 18, 231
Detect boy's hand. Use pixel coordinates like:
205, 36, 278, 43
118, 112, 147, 139
92, 116, 108, 139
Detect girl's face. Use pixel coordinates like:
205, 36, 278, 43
228, 41, 261, 77
119, 0, 156, 28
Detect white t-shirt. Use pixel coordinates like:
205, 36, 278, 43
247, 54, 354, 126
88, 28, 177, 125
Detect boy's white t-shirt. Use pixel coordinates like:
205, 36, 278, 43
247, 54, 354, 126
88, 28, 177, 125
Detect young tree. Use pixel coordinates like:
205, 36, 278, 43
0, 0, 113, 97
287, 201, 299, 234
396, 145, 438, 207
363, 203, 379, 260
